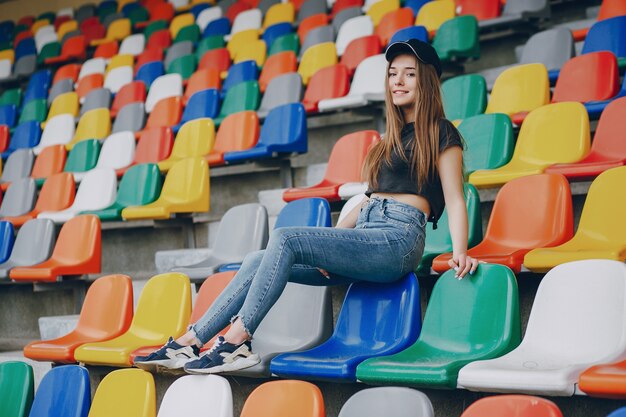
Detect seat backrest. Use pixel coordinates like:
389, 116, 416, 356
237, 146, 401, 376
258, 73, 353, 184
415, 0, 455, 32
582, 15, 626, 59
119, 33, 145, 56
264, 2, 295, 28
298, 41, 338, 85
0, 178, 36, 217
160, 158, 209, 204
258, 103, 307, 147
80, 88, 111, 116
181, 89, 220, 122
113, 102, 146, 133
268, 32, 300, 56
340, 35, 381, 76
367, 0, 400, 26
346, 54, 385, 96
0, 361, 34, 417
135, 127, 174, 164
0, 104, 16, 127
88, 369, 156, 417
104, 66, 133, 94
589, 96, 626, 159
28, 365, 91, 417
303, 64, 350, 110
19, 99, 45, 124
9, 121, 41, 152
231, 8, 262, 34
197, 6, 223, 31
258, 73, 303, 115
218, 80, 260, 117
457, 0, 500, 20
31, 144, 66, 179
198, 47, 231, 74
0, 221, 14, 263
485, 63, 550, 115
39, 114, 75, 150
78, 57, 105, 80
164, 41, 193, 68
338, 387, 434, 417
171, 118, 215, 160
521, 27, 574, 71
227, 28, 260, 60
145, 73, 183, 113
323, 130, 380, 184
129, 272, 191, 337
240, 380, 324, 417
136, 61, 165, 89
461, 395, 563, 417
51, 214, 101, 265
442, 74, 487, 120
185, 68, 221, 103
170, 13, 195, 39
522, 260, 626, 361
512, 102, 590, 166
552, 52, 620, 103
74, 108, 111, 143
146, 96, 183, 129
48, 92, 79, 120
432, 15, 479, 60
336, 16, 373, 56
6, 218, 55, 266
157, 375, 233, 417
375, 8, 413, 46
458, 113, 514, 174
97, 132, 136, 170
419, 264, 520, 354
275, 197, 332, 228
34, 171, 75, 212
2, 149, 34, 182
47, 79, 73, 105
111, 81, 146, 116
213, 111, 259, 155
116, 164, 162, 208
259, 51, 297, 93
73, 168, 117, 209
64, 139, 101, 173
212, 203, 269, 259
297, 0, 327, 24
575, 166, 626, 243
222, 60, 258, 94
233, 39, 266, 66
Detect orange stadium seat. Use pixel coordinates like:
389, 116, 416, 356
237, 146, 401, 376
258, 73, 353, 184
29, 144, 66, 186
76, 73, 104, 102
240, 380, 325, 417
184, 68, 221, 104
206, 111, 259, 166
141, 96, 183, 135
259, 51, 297, 93
376, 8, 414, 47
52, 63, 81, 85
340, 35, 382, 77
298, 14, 329, 44
461, 395, 563, 417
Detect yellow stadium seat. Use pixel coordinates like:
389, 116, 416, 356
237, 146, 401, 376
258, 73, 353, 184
57, 20, 78, 41
66, 108, 111, 150
263, 2, 295, 29
32, 19, 51, 34
45, 92, 79, 124
415, 0, 456, 35
235, 39, 267, 67
226, 29, 260, 60
170, 13, 195, 39
0, 49, 14, 65
91, 18, 131, 46
367, 0, 400, 27
74, 273, 192, 367
298, 42, 338, 85
122, 158, 210, 220
485, 63, 550, 122
469, 102, 590, 187
106, 54, 134, 74
158, 119, 216, 172
524, 166, 626, 272
87, 369, 156, 417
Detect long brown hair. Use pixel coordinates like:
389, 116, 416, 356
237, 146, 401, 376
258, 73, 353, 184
363, 55, 446, 190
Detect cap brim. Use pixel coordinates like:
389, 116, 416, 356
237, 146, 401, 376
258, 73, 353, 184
385, 42, 420, 63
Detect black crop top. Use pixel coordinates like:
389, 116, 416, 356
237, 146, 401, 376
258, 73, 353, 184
365, 119, 464, 229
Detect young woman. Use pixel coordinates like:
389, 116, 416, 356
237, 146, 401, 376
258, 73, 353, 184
134, 38, 479, 374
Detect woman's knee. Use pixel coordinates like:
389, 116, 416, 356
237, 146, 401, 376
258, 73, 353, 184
242, 250, 265, 268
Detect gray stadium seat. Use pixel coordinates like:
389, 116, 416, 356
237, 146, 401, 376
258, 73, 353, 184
80, 88, 112, 117
13, 55, 37, 78
0, 149, 34, 187
297, 0, 327, 25
112, 102, 146, 134
0, 218, 55, 279
338, 387, 434, 417
299, 25, 334, 59
332, 7, 362, 34
48, 79, 74, 106
0, 178, 36, 218
156, 203, 269, 279
76, 4, 96, 23
164, 41, 194, 70
257, 73, 303, 119
103, 13, 125, 28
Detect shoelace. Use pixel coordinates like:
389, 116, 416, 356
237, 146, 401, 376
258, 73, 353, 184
199, 337, 225, 358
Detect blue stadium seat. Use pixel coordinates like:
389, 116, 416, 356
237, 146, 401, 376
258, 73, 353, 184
389, 25, 429, 45
172, 89, 220, 134
203, 17, 231, 37
404, 0, 432, 16
191, 3, 211, 18
609, 407, 626, 417
23, 70, 52, 105
582, 16, 626, 61
221, 60, 259, 100
0, 104, 16, 128
263, 22, 293, 49
135, 61, 164, 89
585, 74, 626, 118
223, 103, 307, 163
28, 365, 90, 417
275, 197, 332, 228
0, 221, 15, 264
2, 121, 41, 159
15, 38, 36, 61
270, 273, 422, 382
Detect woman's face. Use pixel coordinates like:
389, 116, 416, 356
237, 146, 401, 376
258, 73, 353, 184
388, 53, 418, 115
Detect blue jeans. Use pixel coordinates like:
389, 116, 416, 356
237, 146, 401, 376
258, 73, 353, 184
191, 197, 427, 344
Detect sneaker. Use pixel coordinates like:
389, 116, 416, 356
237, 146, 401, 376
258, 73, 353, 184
183, 336, 260, 374
134, 337, 200, 371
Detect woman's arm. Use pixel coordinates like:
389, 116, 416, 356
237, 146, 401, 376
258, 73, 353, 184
336, 196, 369, 229
438, 147, 478, 279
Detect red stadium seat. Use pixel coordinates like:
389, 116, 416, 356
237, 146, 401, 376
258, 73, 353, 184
302, 64, 350, 113
340, 35, 382, 77
552, 52, 620, 104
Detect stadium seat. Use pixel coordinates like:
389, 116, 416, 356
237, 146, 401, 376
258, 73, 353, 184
203, 17, 231, 37
0, 126, 8, 152
206, 111, 259, 166
45, 92, 79, 125
318, 54, 386, 111
0, 149, 34, 192
146, 29, 172, 52
416, 184, 482, 275
136, 61, 165, 88
275, 197, 332, 228
0, 221, 14, 264
158, 118, 215, 172
10, 214, 101, 282
470, 102, 590, 187
524, 166, 626, 271
38, 168, 117, 223
2, 121, 41, 159
34, 115, 75, 155
0, 218, 53, 278
240, 381, 324, 417
458, 260, 626, 396
336, 16, 373, 56
111, 83, 145, 120
164, 41, 193, 71
297, 14, 327, 44
257, 73, 303, 119
229, 9, 262, 36
93, 40, 120, 60
433, 15, 480, 62
47, 79, 73, 106
30, 144, 65, 185
78, 58, 105, 81
123, 127, 174, 173
302, 64, 350, 113
221, 60, 259, 99
52, 63, 80, 86
66, 108, 110, 150
457, 0, 501, 20
227, 29, 260, 61
87, 369, 155, 416
415, 0, 455, 35
63, 139, 100, 175
224, 103, 307, 163
173, 89, 219, 134
104, 66, 133, 94
0, 104, 16, 127
0, 361, 33, 417
356, 263, 521, 388
18, 99, 46, 124
157, 375, 232, 417
0, 178, 36, 218
340, 35, 381, 77
113, 102, 146, 134
442, 74, 487, 120
197, 6, 223, 31
264, 2, 295, 28
170, 13, 195, 39
458, 113, 515, 175
25, 365, 90, 417
367, 0, 400, 26
75, 132, 135, 182
338, 387, 434, 417
271, 273, 421, 381
74, 273, 191, 366
234, 39, 267, 67
122, 157, 209, 220
119, 33, 145, 56
90, 18, 131, 46
24, 274, 133, 362
143, 97, 183, 133
213, 80, 260, 126
167, 54, 197, 81
478, 0, 550, 30
302, 26, 336, 60
461, 395, 563, 417
45, 35, 87, 64
545, 97, 626, 179
145, 73, 183, 113
433, 174, 574, 273
581, 16, 626, 66
195, 35, 226, 62
184, 68, 221, 104
258, 51, 297, 93
299, 42, 338, 85
376, 8, 413, 47
80, 88, 111, 116
0, 88, 22, 108
198, 48, 231, 75
269, 32, 300, 56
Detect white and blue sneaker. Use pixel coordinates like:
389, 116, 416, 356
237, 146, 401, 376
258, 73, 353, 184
134, 337, 200, 371
183, 336, 260, 374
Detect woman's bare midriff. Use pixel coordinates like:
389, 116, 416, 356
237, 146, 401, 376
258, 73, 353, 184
369, 192, 431, 217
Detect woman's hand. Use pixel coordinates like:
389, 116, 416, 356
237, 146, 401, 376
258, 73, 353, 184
448, 253, 479, 279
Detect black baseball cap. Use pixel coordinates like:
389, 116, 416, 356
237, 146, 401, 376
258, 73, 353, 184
385, 39, 442, 78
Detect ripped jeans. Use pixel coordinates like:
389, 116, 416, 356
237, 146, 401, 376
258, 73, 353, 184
191, 197, 427, 344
